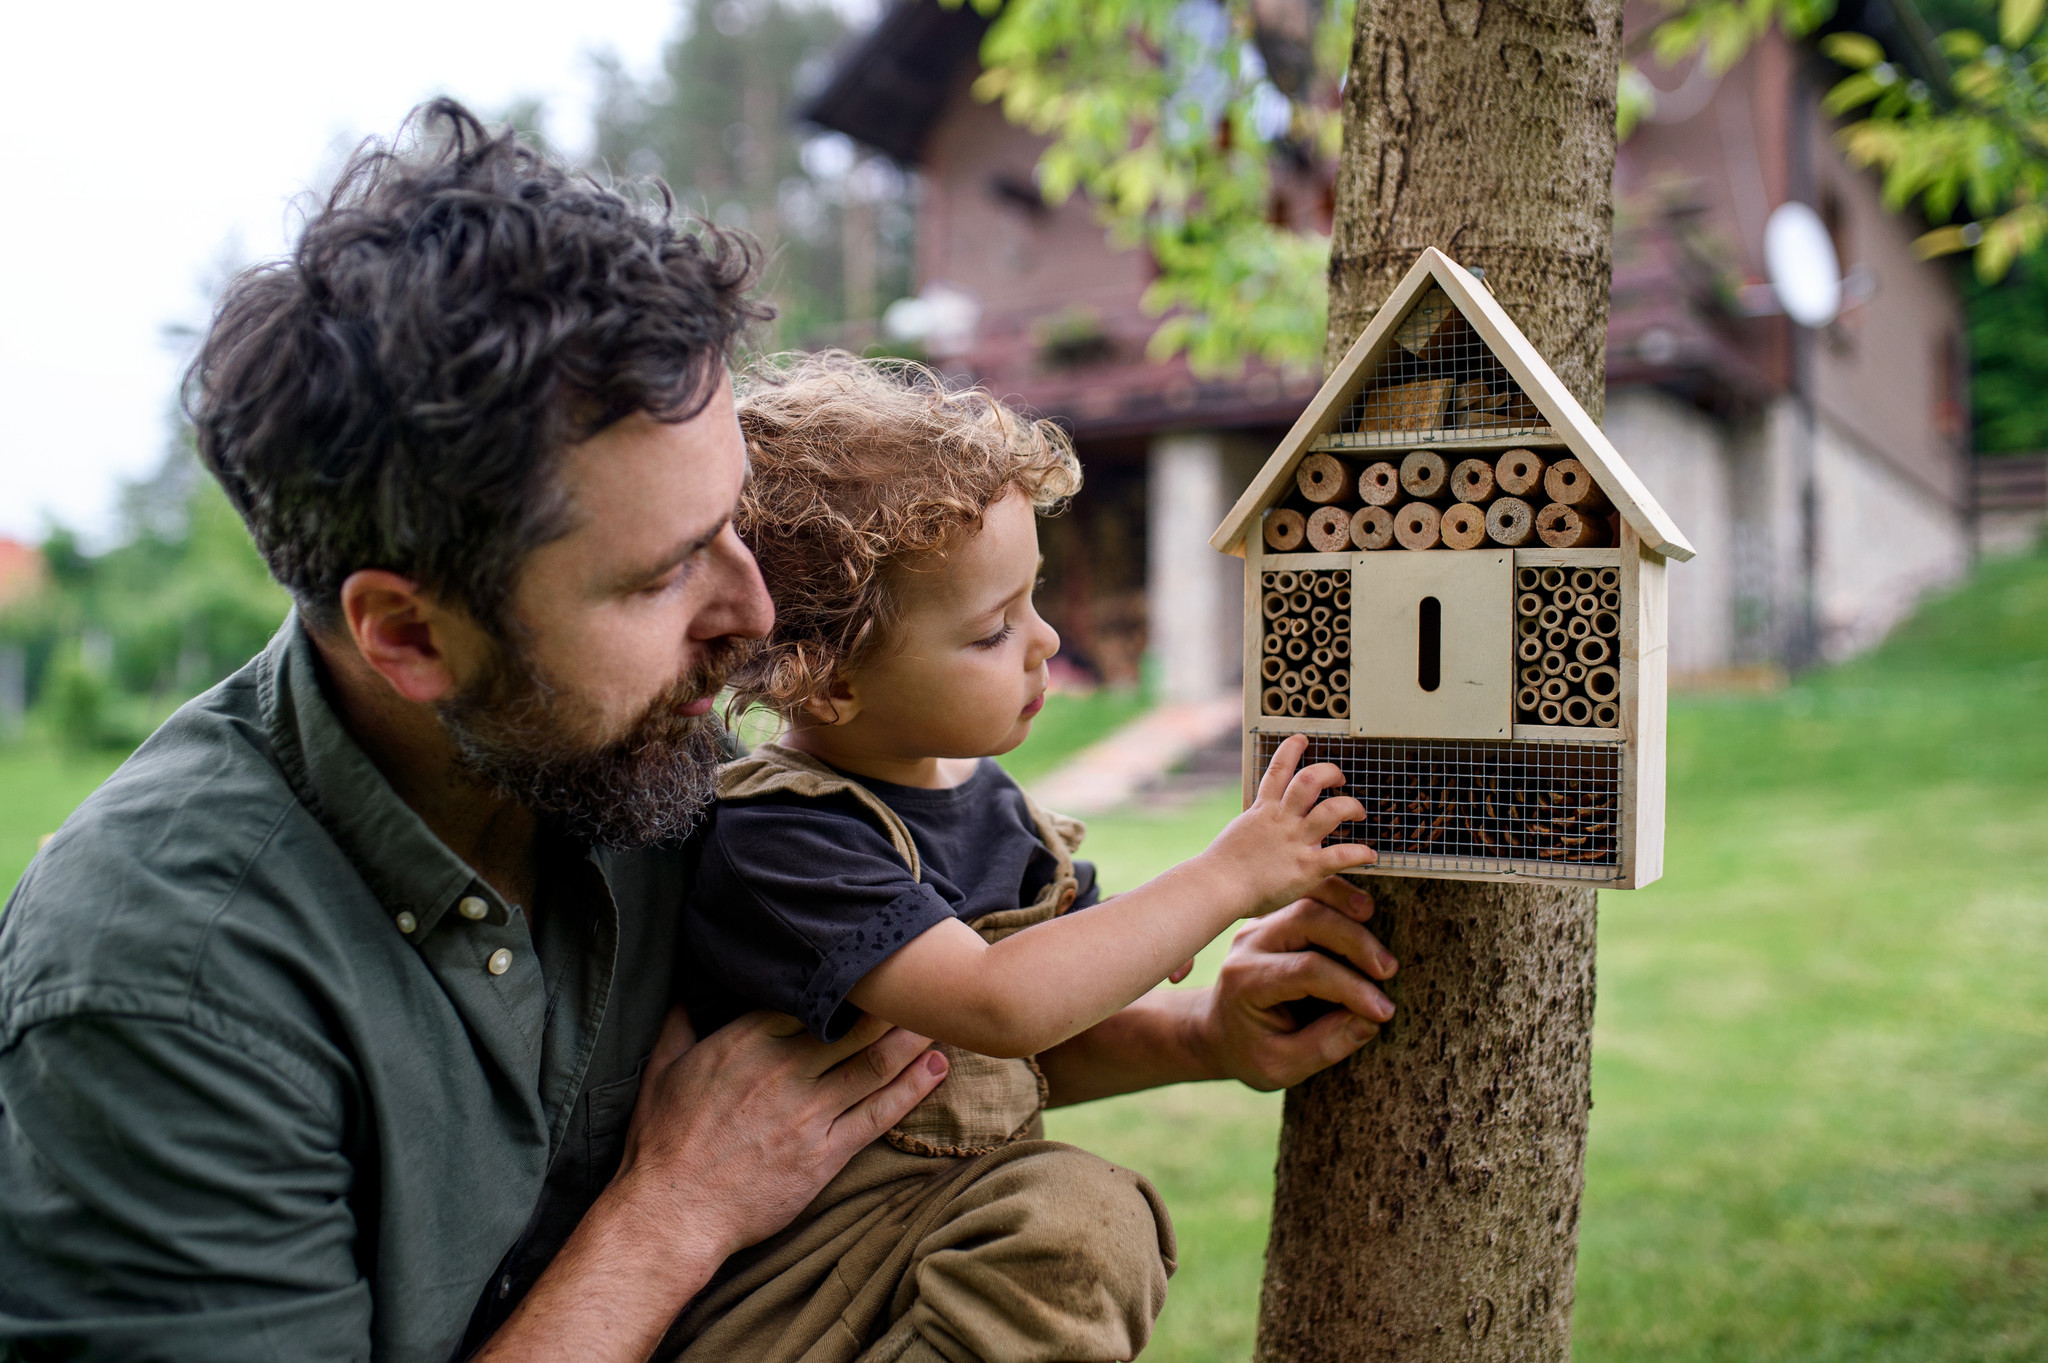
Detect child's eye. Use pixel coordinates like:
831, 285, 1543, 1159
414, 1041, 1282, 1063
971, 622, 1015, 651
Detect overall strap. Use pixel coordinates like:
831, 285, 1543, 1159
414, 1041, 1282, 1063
716, 744, 923, 881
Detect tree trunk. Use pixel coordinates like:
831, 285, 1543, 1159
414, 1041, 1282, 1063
1253, 0, 1623, 1358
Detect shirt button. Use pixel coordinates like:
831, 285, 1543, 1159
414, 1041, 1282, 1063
487, 948, 513, 976
458, 896, 489, 920
498, 1274, 513, 1300
394, 911, 418, 934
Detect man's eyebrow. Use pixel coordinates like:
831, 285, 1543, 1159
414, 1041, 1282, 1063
614, 518, 728, 591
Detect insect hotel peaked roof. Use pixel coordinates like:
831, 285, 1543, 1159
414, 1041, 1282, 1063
1214, 248, 1694, 890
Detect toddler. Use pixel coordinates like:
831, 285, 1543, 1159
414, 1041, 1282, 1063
668, 353, 1371, 1363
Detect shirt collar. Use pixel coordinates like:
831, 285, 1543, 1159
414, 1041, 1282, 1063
259, 611, 515, 943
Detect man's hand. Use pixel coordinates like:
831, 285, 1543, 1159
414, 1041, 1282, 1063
1190, 876, 1397, 1091
614, 1008, 948, 1257
475, 1010, 946, 1363
1035, 876, 1396, 1106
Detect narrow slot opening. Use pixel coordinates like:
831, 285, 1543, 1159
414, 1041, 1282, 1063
1418, 596, 1442, 692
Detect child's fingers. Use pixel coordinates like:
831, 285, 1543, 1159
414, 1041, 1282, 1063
1281, 759, 1348, 816
1322, 841, 1378, 872
1255, 734, 1307, 806
1168, 958, 1195, 984
1307, 795, 1367, 840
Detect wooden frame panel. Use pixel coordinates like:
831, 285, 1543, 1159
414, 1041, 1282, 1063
1350, 550, 1513, 740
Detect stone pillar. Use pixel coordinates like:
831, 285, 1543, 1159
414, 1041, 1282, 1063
1146, 432, 1244, 704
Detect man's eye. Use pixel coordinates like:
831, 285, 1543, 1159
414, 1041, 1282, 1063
971, 622, 1016, 651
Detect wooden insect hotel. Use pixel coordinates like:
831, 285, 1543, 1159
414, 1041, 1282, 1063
1211, 249, 1696, 888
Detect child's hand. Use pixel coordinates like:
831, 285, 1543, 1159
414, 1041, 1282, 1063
1205, 735, 1374, 917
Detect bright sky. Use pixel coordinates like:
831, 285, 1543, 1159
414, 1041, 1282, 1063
0, 0, 686, 546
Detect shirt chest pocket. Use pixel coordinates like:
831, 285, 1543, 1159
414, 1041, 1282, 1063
576, 1066, 644, 1200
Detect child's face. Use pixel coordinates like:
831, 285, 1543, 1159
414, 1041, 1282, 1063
826, 486, 1060, 761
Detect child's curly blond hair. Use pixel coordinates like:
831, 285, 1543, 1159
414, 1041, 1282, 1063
726, 350, 1082, 722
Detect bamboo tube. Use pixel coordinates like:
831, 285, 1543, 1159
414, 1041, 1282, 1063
1440, 502, 1488, 550
1306, 685, 1330, 711
1517, 636, 1543, 663
1261, 571, 1278, 589
1545, 628, 1570, 653
1450, 458, 1496, 503
1280, 669, 1304, 694
1567, 616, 1592, 640
1594, 701, 1619, 728
1311, 629, 1332, 651
1306, 505, 1352, 552
1520, 664, 1544, 686
1535, 502, 1609, 548
1398, 449, 1449, 501
1517, 565, 1541, 590
1517, 686, 1542, 713
1330, 669, 1350, 692
1598, 567, 1620, 590
1541, 651, 1567, 676
1261, 656, 1285, 681
1495, 448, 1546, 497
1539, 699, 1563, 725
1276, 571, 1299, 591
1289, 616, 1310, 635
1601, 589, 1620, 611
1296, 452, 1351, 505
1286, 693, 1307, 717
1518, 617, 1541, 641
1311, 647, 1332, 672
1358, 461, 1402, 506
1571, 569, 1598, 594
1289, 590, 1312, 612
1593, 610, 1619, 639
1351, 506, 1396, 550
1517, 591, 1544, 617
1300, 664, 1323, 687
1544, 458, 1612, 511
1542, 676, 1570, 701
1332, 635, 1351, 659
1563, 696, 1594, 726
1310, 605, 1331, 626
1263, 633, 1283, 655
1329, 694, 1350, 719
1586, 665, 1620, 700
1311, 574, 1335, 599
1262, 592, 1287, 619
1263, 687, 1285, 715
1264, 509, 1306, 551
1564, 661, 1588, 684
1485, 496, 1536, 546
1575, 636, 1611, 666
1333, 586, 1352, 610
1394, 501, 1441, 550
1539, 567, 1564, 591
1572, 591, 1598, 617
1285, 637, 1308, 661
1332, 609, 1350, 633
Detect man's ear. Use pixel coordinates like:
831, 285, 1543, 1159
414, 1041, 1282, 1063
798, 673, 863, 727
337, 570, 486, 705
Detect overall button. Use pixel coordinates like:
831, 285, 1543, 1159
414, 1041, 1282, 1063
394, 911, 418, 934
458, 896, 489, 920
487, 948, 513, 976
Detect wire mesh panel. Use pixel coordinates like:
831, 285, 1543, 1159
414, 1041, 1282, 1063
1257, 568, 1351, 720
1255, 732, 1623, 880
1322, 287, 1549, 448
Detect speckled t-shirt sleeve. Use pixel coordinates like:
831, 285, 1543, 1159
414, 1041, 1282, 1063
683, 795, 957, 1042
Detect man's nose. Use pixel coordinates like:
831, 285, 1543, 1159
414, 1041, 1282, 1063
692, 526, 775, 642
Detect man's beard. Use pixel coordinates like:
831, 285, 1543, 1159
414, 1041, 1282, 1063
436, 636, 749, 850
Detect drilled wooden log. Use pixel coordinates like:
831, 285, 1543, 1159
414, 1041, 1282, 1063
1535, 502, 1609, 548
1393, 501, 1441, 550
1358, 461, 1402, 507
1351, 505, 1396, 550
1297, 452, 1352, 505
1265, 508, 1307, 551
1307, 505, 1353, 552
1398, 449, 1449, 501
1486, 496, 1536, 547
1542, 457, 1612, 512
1495, 447, 1547, 497
1440, 502, 1487, 550
1450, 457, 1496, 503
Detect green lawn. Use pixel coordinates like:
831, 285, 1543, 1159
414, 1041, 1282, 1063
0, 745, 125, 900
3, 550, 2044, 1360
1047, 546, 2048, 1361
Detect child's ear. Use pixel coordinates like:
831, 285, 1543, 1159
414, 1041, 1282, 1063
800, 674, 863, 727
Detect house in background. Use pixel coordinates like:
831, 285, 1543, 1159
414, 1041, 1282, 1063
801, 0, 1971, 700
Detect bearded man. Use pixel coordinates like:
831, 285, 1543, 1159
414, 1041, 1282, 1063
0, 102, 1398, 1363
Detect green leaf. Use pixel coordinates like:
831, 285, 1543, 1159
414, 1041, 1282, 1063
1820, 32, 1884, 68
2001, 0, 2044, 49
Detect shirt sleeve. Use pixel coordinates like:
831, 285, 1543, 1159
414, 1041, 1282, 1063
0, 1010, 370, 1363
684, 796, 961, 1043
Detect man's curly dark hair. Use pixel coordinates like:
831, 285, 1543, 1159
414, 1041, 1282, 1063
186, 98, 769, 635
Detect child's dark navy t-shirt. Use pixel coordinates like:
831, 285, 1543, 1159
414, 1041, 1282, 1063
680, 758, 1100, 1043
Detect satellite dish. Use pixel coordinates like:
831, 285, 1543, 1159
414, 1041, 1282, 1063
1765, 202, 1843, 328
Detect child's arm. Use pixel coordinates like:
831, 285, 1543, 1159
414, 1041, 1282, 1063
846, 735, 1371, 1058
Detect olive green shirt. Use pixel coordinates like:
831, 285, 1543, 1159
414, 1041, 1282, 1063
0, 617, 696, 1362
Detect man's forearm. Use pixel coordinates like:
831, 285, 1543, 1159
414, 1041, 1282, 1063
1036, 986, 1219, 1108
471, 1172, 728, 1363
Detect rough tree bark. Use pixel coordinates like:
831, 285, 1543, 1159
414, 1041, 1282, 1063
1253, 0, 1624, 1359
